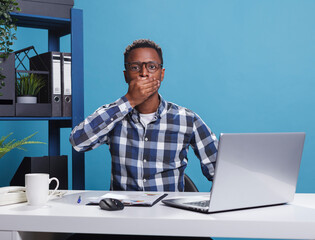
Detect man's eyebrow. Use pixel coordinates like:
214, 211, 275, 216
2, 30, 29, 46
126, 61, 159, 64
126, 61, 141, 64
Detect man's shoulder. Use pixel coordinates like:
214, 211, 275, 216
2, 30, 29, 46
165, 100, 196, 117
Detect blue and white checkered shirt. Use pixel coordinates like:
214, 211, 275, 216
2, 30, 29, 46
70, 95, 218, 191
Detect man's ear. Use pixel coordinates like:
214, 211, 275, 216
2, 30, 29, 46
160, 68, 165, 82
124, 70, 129, 84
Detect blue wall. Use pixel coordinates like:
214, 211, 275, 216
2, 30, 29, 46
1, 0, 315, 193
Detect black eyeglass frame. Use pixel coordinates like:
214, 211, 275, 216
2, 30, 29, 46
124, 61, 163, 73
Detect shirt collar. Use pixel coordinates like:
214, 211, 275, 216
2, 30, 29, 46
157, 94, 167, 118
129, 94, 167, 122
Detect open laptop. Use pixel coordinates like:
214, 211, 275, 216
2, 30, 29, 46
162, 132, 305, 213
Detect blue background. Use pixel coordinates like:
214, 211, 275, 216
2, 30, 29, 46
1, 0, 315, 194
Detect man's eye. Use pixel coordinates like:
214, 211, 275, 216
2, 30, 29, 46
130, 65, 140, 71
148, 64, 157, 70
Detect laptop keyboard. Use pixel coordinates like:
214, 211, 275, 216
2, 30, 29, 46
185, 200, 210, 207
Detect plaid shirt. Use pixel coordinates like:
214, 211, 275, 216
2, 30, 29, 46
70, 95, 218, 191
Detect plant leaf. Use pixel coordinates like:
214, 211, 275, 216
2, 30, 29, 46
0, 132, 46, 160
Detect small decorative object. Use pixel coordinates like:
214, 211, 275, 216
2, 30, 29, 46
0, 132, 45, 160
16, 73, 45, 103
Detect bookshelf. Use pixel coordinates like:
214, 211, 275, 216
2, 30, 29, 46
0, 9, 85, 190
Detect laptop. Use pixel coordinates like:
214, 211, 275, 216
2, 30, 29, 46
162, 132, 305, 213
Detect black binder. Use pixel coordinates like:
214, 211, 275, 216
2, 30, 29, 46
0, 53, 15, 116
30, 52, 62, 117
61, 52, 72, 117
10, 156, 50, 187
10, 156, 68, 190
49, 155, 68, 189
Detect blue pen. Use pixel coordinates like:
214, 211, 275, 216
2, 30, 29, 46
77, 195, 81, 204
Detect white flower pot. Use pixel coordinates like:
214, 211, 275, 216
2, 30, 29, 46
17, 96, 37, 104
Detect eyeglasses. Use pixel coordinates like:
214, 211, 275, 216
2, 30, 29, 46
125, 61, 163, 73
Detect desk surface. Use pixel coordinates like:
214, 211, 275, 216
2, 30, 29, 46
0, 191, 315, 239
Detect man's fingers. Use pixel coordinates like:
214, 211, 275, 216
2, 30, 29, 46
144, 81, 160, 95
126, 77, 160, 107
139, 78, 159, 86
131, 78, 159, 90
145, 86, 159, 97
142, 79, 160, 90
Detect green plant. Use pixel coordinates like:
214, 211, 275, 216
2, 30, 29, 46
0, 0, 20, 96
0, 132, 45, 159
16, 73, 45, 96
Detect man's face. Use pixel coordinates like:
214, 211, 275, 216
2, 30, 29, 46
124, 47, 165, 84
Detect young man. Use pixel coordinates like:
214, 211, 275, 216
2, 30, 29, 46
70, 39, 218, 192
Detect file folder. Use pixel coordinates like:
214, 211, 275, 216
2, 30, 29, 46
61, 53, 72, 117
30, 52, 62, 117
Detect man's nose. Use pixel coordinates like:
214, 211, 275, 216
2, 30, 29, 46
139, 63, 149, 76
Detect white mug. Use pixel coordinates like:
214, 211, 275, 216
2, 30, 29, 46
25, 173, 59, 206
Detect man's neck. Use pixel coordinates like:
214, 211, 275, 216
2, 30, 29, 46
135, 92, 160, 114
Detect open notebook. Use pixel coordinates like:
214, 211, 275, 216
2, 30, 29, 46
87, 192, 168, 206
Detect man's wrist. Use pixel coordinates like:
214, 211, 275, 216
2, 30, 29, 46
125, 93, 136, 108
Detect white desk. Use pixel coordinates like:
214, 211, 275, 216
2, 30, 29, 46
0, 191, 315, 240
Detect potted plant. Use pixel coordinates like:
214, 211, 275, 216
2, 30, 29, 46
16, 73, 45, 103
0, 0, 20, 96
0, 132, 45, 160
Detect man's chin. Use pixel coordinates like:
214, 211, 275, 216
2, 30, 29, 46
149, 91, 159, 99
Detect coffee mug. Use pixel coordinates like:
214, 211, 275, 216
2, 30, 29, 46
25, 173, 59, 206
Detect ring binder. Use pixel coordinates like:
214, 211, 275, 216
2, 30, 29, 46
30, 52, 62, 117
61, 53, 72, 117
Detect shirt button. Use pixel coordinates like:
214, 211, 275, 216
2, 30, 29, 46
144, 137, 148, 141
143, 179, 147, 182
110, 118, 114, 121
143, 159, 147, 163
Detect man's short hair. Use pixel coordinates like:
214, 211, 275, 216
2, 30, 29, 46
124, 39, 163, 65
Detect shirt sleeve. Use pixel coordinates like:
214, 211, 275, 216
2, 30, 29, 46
190, 114, 218, 181
69, 96, 133, 152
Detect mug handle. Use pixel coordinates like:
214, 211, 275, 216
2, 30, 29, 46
48, 177, 59, 200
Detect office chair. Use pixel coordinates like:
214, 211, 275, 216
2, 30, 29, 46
184, 174, 199, 192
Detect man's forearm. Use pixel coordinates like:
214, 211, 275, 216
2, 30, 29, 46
69, 96, 133, 152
